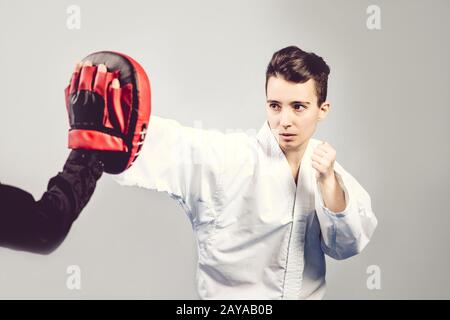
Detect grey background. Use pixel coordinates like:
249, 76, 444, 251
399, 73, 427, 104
0, 0, 449, 299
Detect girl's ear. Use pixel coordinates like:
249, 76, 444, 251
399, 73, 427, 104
318, 101, 331, 121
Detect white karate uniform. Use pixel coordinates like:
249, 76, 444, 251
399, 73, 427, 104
112, 116, 378, 299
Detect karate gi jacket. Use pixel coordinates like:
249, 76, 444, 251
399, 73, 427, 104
113, 116, 378, 299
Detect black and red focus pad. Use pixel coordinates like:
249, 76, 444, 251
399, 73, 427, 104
65, 51, 151, 174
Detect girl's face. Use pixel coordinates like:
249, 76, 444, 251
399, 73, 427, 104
266, 76, 330, 154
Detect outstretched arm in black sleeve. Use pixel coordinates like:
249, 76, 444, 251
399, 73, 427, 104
0, 150, 104, 254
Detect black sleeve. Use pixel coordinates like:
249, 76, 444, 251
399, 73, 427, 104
0, 150, 104, 254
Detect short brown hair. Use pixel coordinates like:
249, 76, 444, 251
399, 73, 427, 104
265, 46, 330, 106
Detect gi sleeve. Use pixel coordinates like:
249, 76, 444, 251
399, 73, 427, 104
111, 116, 227, 225
314, 160, 378, 260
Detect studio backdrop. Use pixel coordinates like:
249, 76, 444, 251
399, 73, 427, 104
0, 0, 449, 299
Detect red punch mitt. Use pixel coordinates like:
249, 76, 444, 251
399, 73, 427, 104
65, 51, 151, 174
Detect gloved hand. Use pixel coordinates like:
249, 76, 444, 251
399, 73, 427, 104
64, 51, 151, 174
65, 61, 127, 152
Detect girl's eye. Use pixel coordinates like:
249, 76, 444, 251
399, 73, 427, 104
270, 103, 280, 109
